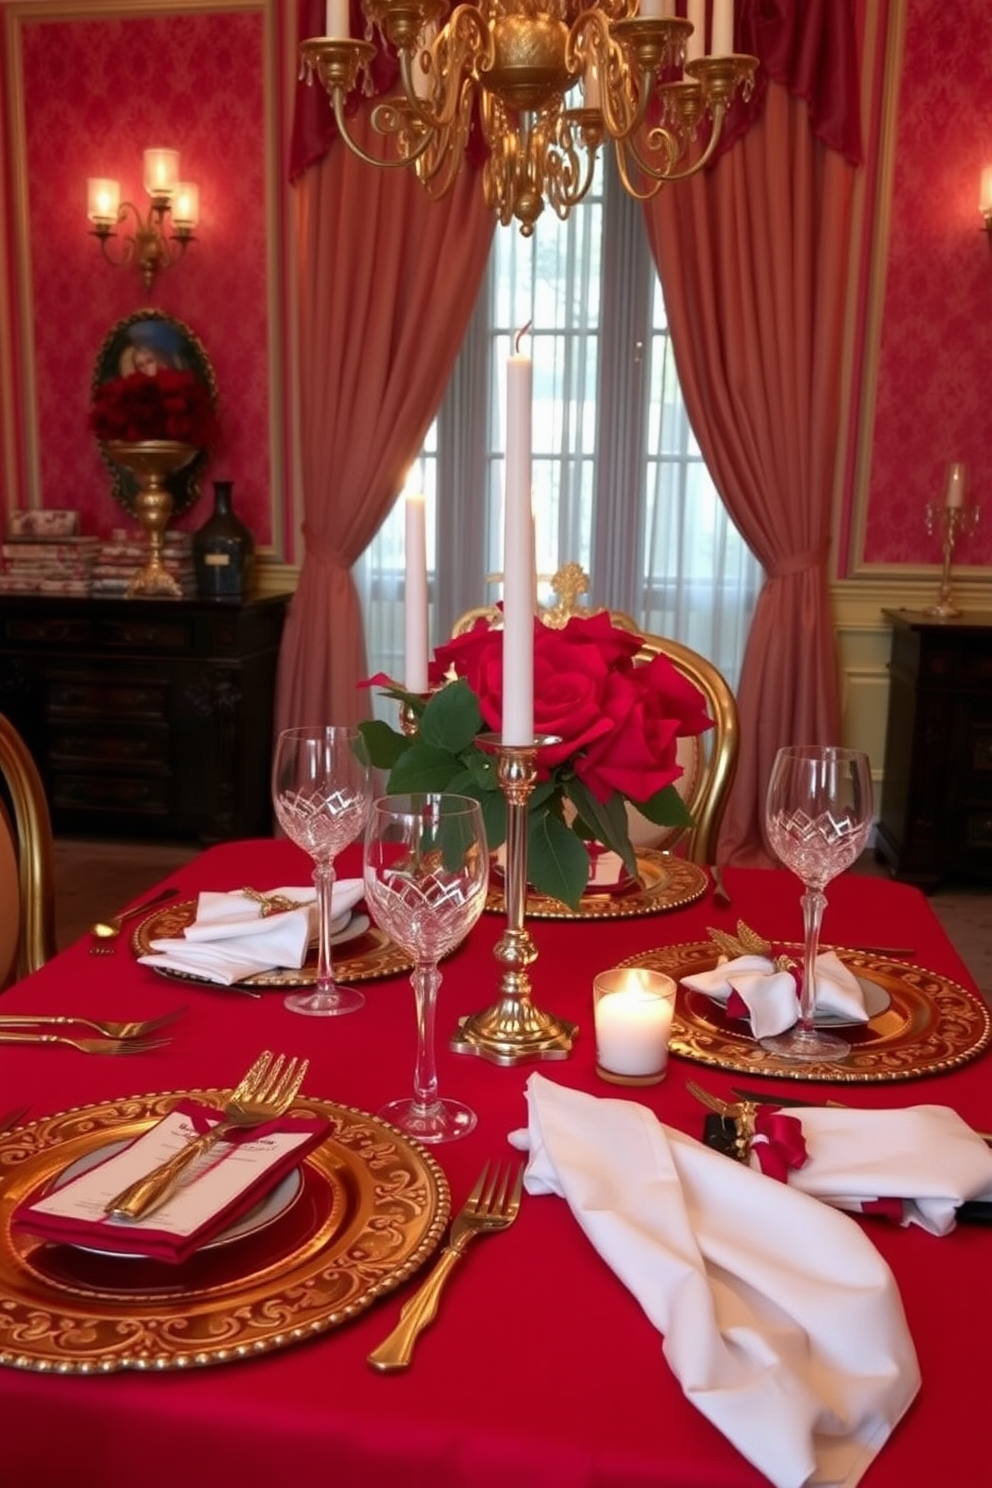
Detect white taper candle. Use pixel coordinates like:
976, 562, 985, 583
325, 0, 349, 37
944, 463, 967, 510
712, 0, 734, 55
404, 492, 429, 693
502, 333, 534, 746
686, 0, 705, 61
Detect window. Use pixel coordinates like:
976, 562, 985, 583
355, 158, 761, 712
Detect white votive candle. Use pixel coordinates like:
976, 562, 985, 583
594, 968, 677, 1084
944, 462, 967, 510
404, 492, 429, 693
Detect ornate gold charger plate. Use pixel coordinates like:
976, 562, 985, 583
0, 1089, 449, 1373
485, 851, 708, 920
132, 899, 413, 988
619, 941, 992, 1083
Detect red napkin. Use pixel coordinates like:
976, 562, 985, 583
13, 1099, 331, 1265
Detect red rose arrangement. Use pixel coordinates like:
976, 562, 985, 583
89, 369, 219, 447
359, 609, 714, 908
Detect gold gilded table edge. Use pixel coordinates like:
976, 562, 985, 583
619, 940, 992, 1084
0, 1088, 450, 1374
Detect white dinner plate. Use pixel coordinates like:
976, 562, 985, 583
51, 1141, 303, 1258
329, 912, 371, 948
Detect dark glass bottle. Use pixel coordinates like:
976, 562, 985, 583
193, 480, 255, 600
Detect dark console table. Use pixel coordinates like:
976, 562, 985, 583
876, 608, 992, 885
0, 593, 290, 842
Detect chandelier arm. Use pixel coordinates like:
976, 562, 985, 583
414, 79, 475, 191
329, 89, 431, 168
611, 138, 665, 202
616, 120, 680, 185
651, 100, 727, 182
395, 6, 492, 134
567, 15, 649, 143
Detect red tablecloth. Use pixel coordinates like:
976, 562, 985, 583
0, 841, 988, 1488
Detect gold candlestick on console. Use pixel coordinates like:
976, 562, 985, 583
451, 737, 577, 1066
923, 501, 980, 619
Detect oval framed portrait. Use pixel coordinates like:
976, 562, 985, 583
91, 310, 219, 518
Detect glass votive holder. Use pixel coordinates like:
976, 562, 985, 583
593, 967, 677, 1086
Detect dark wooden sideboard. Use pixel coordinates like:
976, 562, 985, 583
0, 593, 290, 842
876, 608, 992, 885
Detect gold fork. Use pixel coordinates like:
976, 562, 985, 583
685, 1079, 747, 1119
105, 1050, 308, 1221
0, 1033, 172, 1055
367, 1161, 524, 1373
0, 1009, 186, 1041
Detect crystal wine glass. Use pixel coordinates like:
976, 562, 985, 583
363, 793, 489, 1143
271, 725, 371, 1017
763, 745, 874, 1062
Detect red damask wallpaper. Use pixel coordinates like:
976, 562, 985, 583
19, 6, 273, 546
863, 0, 992, 567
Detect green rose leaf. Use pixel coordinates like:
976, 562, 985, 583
388, 742, 465, 793
420, 679, 483, 754
479, 790, 507, 852
527, 811, 591, 910
564, 779, 638, 877
357, 719, 409, 770
459, 748, 500, 793
635, 782, 694, 828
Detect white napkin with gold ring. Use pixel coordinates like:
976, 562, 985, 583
682, 950, 868, 1037
138, 880, 364, 985
755, 1103, 992, 1235
508, 1073, 919, 1488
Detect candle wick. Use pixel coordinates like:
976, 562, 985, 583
514, 321, 533, 356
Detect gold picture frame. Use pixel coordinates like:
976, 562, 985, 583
91, 309, 218, 518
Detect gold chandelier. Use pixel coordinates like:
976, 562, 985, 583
301, 1, 756, 236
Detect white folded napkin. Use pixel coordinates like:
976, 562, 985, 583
508, 1074, 919, 1488
682, 950, 867, 1038
754, 1103, 992, 1236
138, 881, 364, 985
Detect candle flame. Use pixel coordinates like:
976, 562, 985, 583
514, 321, 532, 355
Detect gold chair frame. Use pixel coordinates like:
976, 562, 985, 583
451, 563, 739, 865
0, 713, 57, 987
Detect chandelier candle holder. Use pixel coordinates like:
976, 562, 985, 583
450, 735, 578, 1065
924, 463, 980, 619
300, 1, 757, 236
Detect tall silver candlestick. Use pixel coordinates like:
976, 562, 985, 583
450, 736, 577, 1065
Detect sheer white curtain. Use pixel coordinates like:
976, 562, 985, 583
354, 161, 762, 714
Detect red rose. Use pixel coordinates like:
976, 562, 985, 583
575, 652, 713, 802
89, 369, 218, 445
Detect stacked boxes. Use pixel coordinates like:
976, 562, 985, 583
0, 511, 96, 595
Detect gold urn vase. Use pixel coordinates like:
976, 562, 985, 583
106, 440, 197, 598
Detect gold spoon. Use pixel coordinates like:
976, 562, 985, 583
90, 885, 180, 942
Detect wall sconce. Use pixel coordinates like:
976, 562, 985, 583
980, 165, 992, 239
86, 148, 199, 292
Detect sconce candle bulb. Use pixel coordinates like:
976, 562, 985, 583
980, 165, 992, 232
86, 148, 198, 291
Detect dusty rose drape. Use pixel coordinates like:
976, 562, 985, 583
276, 104, 493, 730
644, 79, 858, 864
